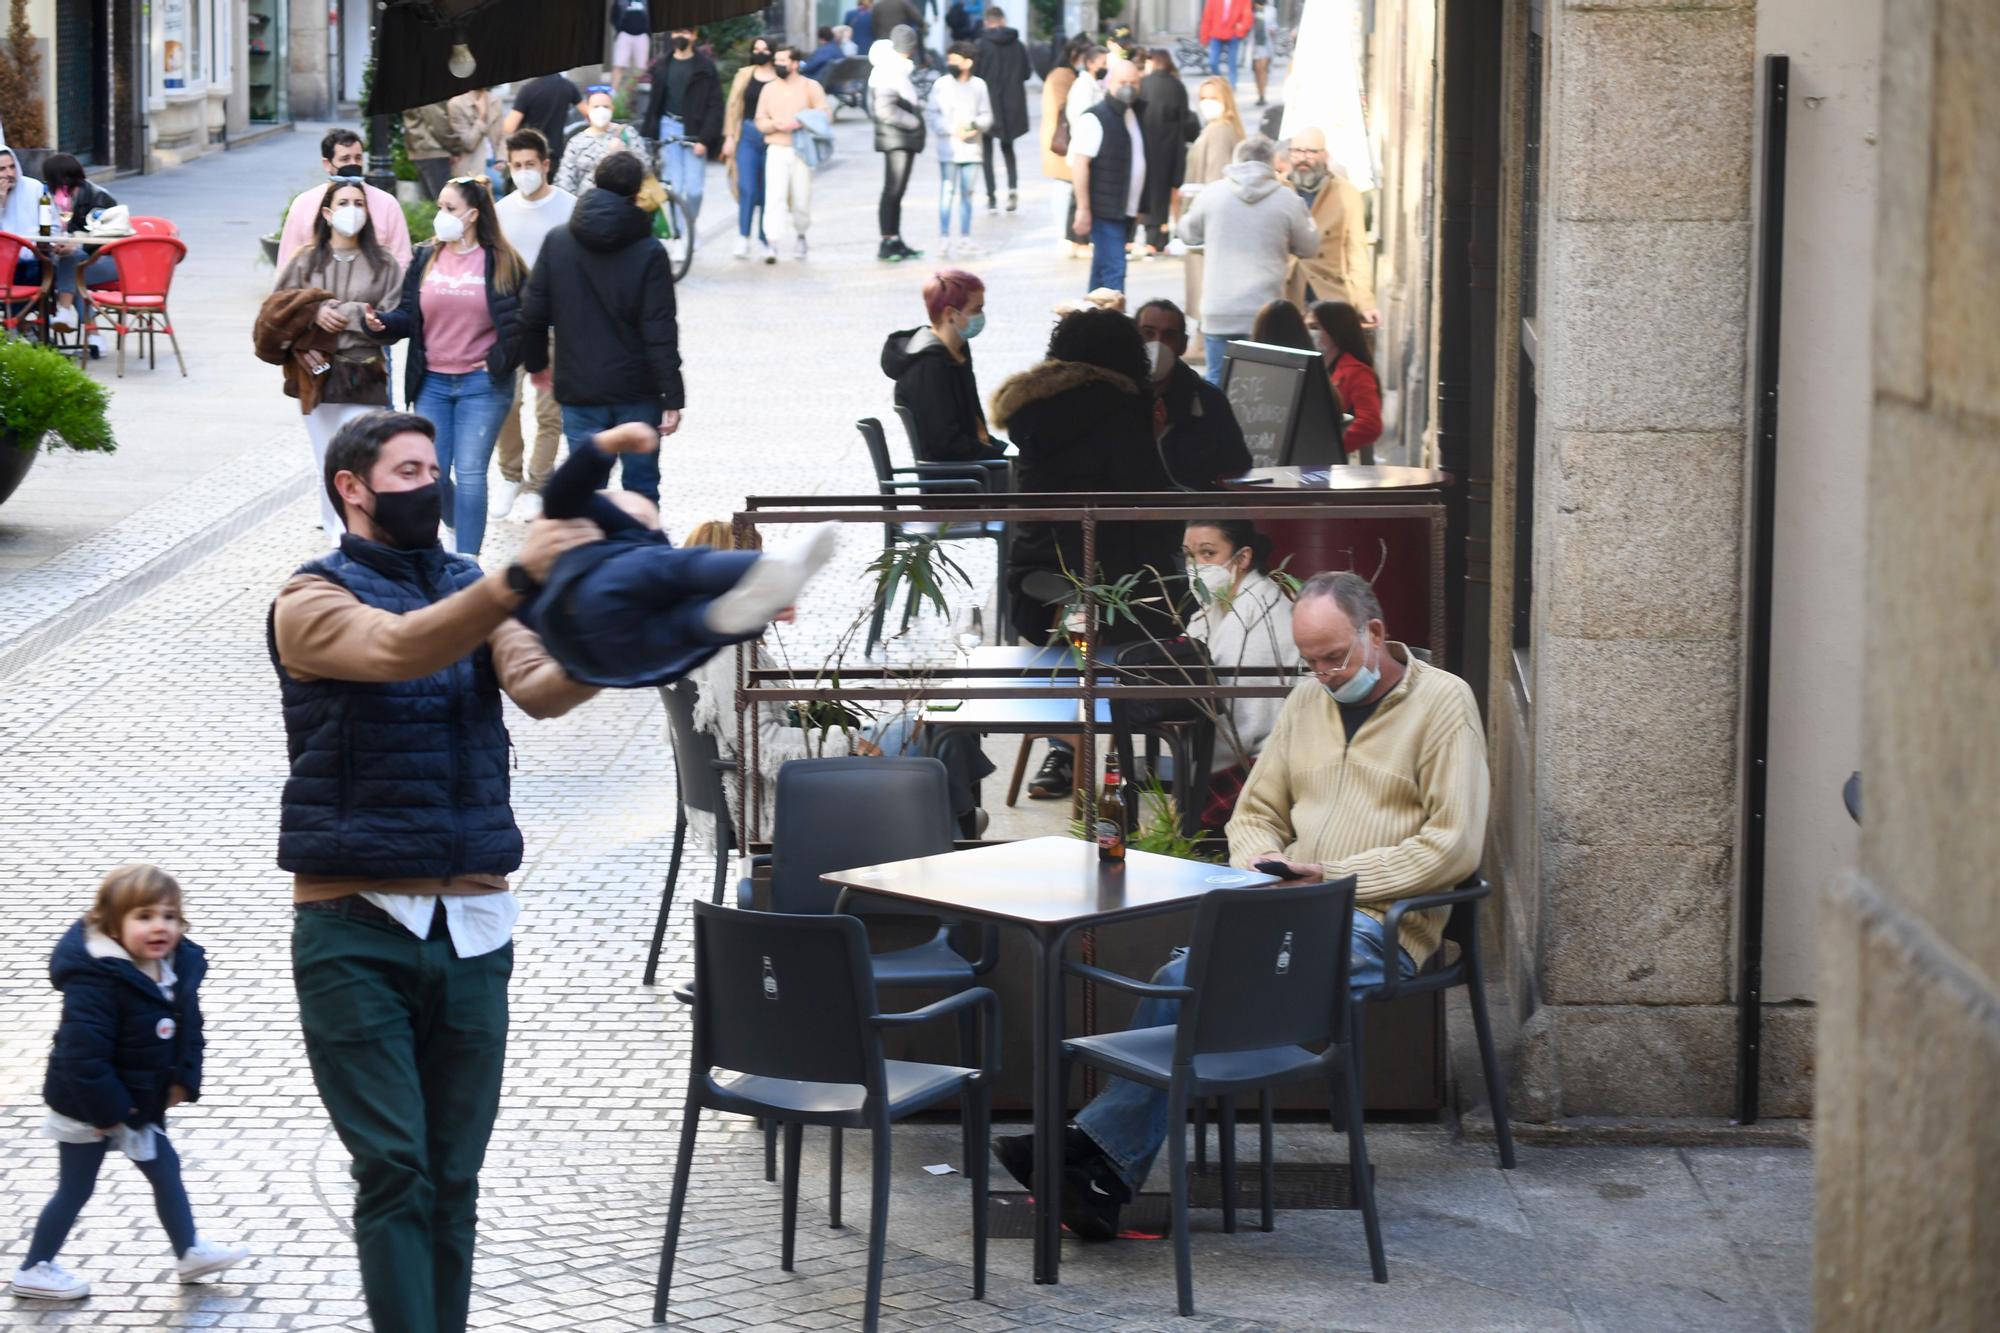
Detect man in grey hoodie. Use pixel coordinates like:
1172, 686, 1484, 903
1177, 135, 1320, 385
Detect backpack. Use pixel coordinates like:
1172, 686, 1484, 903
617, 0, 651, 36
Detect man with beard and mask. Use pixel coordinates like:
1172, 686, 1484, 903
277, 129, 414, 270
268, 409, 605, 1332
1067, 57, 1149, 295
516, 151, 684, 504
1135, 298, 1251, 490
973, 6, 1031, 213
642, 27, 725, 237
989, 571, 1488, 1241
1179, 135, 1318, 383
1282, 126, 1378, 325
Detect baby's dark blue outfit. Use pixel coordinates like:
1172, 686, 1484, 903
518, 442, 762, 689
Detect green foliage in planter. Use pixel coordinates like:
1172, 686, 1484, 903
404, 197, 440, 242
0, 336, 115, 452
709, 16, 775, 85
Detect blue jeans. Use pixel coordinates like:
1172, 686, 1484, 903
24, 1135, 198, 1266
1088, 214, 1132, 295
940, 161, 978, 237
1207, 37, 1243, 87
659, 114, 707, 226
560, 402, 665, 503
1203, 333, 1239, 386
1073, 912, 1416, 1195
736, 124, 769, 241
415, 368, 513, 556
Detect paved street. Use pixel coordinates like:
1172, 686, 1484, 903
0, 87, 1810, 1332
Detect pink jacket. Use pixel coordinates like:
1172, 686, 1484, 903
277, 182, 414, 273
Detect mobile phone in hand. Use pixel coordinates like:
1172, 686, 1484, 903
1254, 858, 1296, 878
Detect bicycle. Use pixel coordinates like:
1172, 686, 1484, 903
643, 135, 699, 283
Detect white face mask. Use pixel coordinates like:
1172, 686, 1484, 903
1192, 561, 1237, 599
1198, 97, 1225, 124
511, 167, 544, 196
432, 210, 467, 243
1146, 340, 1177, 382
329, 205, 367, 237
589, 105, 615, 128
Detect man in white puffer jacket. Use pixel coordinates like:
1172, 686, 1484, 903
1177, 135, 1319, 383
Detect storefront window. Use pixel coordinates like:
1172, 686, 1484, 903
161, 0, 200, 92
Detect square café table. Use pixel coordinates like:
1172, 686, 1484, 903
824, 836, 1278, 1284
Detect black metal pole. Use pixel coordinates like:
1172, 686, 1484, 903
1735, 54, 1789, 1127
364, 6, 395, 196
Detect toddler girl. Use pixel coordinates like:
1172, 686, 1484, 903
12, 865, 250, 1301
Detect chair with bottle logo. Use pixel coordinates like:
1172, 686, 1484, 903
1059, 876, 1385, 1316
90, 234, 188, 377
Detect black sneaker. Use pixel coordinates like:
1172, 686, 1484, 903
1028, 749, 1073, 800
892, 239, 925, 261
986, 196, 1000, 214
1063, 1151, 1128, 1241
878, 238, 901, 262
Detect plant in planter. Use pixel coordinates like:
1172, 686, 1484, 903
0, 335, 116, 505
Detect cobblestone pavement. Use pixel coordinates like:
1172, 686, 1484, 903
0, 80, 1810, 1333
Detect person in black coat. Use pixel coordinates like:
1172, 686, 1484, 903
367, 175, 527, 555
881, 269, 1006, 463
516, 152, 683, 504
1137, 297, 1252, 488
973, 8, 1032, 211
17, 866, 248, 1299
1137, 51, 1196, 252
641, 28, 726, 231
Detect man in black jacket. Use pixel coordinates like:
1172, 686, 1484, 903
1137, 298, 1252, 489
974, 7, 1032, 213
518, 152, 683, 504
642, 27, 725, 234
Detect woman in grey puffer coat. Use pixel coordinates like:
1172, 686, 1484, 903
869, 29, 928, 260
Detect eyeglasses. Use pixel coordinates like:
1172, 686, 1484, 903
1305, 639, 1364, 680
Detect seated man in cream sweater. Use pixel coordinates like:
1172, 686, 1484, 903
992, 570, 1490, 1239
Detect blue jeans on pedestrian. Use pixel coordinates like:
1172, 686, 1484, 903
1088, 214, 1132, 295
415, 368, 513, 556
659, 114, 707, 227
736, 124, 769, 241
1203, 333, 1240, 386
940, 161, 978, 237
561, 402, 666, 503
1073, 911, 1416, 1196
24, 1135, 198, 1267
1207, 37, 1243, 88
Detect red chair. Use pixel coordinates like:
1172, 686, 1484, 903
128, 216, 181, 239
91, 234, 188, 377
0, 231, 48, 334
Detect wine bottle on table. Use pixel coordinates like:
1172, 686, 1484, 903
38, 188, 54, 237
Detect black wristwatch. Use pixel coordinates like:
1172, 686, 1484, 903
504, 563, 541, 599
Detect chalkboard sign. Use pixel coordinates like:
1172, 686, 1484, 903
1220, 341, 1346, 469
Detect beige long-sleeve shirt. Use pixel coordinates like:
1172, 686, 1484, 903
1226, 646, 1489, 966
272, 572, 599, 902
753, 73, 829, 146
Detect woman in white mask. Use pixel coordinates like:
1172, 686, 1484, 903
1177, 76, 1245, 365
1181, 517, 1296, 829
555, 85, 646, 197
267, 181, 405, 543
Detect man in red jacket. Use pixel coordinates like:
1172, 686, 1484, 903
1201, 0, 1256, 91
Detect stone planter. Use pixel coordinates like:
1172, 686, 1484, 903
261, 232, 282, 265
0, 431, 40, 507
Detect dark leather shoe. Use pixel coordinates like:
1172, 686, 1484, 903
1028, 749, 1073, 800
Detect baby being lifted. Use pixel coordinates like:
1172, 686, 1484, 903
515, 422, 837, 688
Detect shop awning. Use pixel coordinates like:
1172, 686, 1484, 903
367, 1, 767, 116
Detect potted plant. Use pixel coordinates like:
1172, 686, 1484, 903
0, 336, 116, 505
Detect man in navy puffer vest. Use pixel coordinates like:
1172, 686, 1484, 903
269, 410, 602, 1333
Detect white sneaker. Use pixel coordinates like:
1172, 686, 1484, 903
176, 1238, 251, 1282
515, 490, 544, 521
794, 235, 809, 260
954, 239, 986, 258
938, 238, 953, 260
488, 479, 522, 520
49, 303, 79, 329
731, 235, 750, 260
758, 239, 777, 265
11, 1261, 89, 1300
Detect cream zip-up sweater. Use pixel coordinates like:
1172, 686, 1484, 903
1226, 645, 1489, 967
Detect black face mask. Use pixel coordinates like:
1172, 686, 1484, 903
749, 50, 771, 64
360, 482, 443, 550
673, 35, 692, 51
774, 63, 793, 77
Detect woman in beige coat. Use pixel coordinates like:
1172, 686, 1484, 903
1180, 76, 1245, 362
447, 89, 508, 186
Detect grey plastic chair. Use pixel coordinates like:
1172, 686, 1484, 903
1059, 877, 1385, 1316
858, 416, 1008, 656
644, 680, 737, 986
654, 900, 998, 1332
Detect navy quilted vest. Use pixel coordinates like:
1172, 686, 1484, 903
268, 536, 523, 878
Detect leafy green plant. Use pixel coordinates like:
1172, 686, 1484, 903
0, 336, 115, 452
403, 197, 439, 242
1127, 773, 1221, 861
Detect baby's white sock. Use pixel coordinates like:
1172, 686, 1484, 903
704, 524, 840, 636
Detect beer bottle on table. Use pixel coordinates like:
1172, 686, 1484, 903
38, 187, 54, 237
1096, 753, 1127, 862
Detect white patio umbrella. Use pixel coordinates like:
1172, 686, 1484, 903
1278, 0, 1375, 190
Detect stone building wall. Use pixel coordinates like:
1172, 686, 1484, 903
1813, 0, 2000, 1321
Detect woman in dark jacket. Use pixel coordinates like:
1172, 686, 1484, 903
881, 268, 1005, 463
869, 28, 928, 260
370, 175, 527, 555
1136, 52, 1195, 253
989, 307, 1182, 646
973, 13, 1032, 210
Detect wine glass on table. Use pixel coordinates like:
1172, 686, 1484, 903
953, 606, 984, 670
